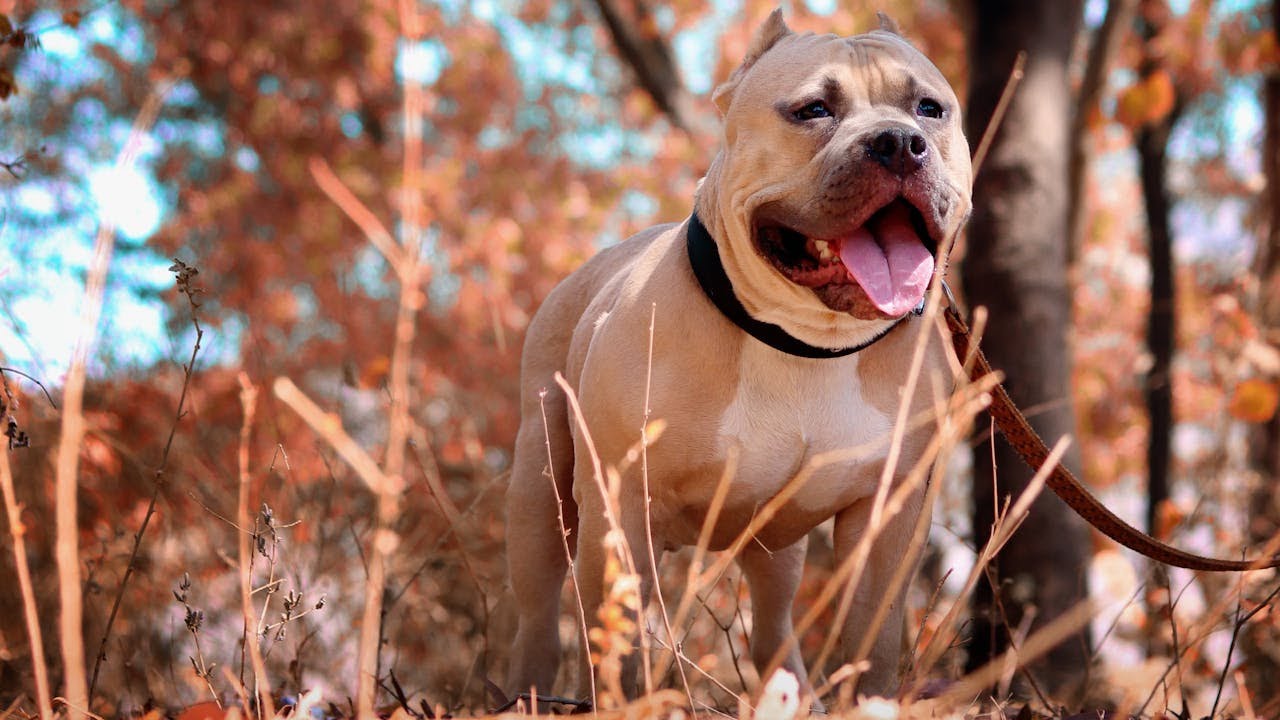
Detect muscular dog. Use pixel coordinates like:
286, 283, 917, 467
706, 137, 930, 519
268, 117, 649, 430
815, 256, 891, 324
505, 11, 972, 700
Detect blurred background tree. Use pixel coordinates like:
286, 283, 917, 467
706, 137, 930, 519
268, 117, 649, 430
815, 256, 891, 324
961, 0, 1091, 696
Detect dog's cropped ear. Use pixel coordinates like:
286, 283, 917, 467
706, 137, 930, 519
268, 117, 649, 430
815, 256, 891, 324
875, 12, 901, 35
712, 8, 793, 116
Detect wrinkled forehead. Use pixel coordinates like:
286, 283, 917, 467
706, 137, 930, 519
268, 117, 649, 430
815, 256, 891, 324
745, 30, 956, 104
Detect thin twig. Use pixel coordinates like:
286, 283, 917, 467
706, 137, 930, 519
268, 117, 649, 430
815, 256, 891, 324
0, 367, 57, 409
538, 389, 598, 713
984, 565, 1052, 709
914, 437, 1072, 680
491, 692, 592, 714
935, 601, 1094, 707
89, 258, 203, 702
1133, 530, 1280, 717
1210, 579, 1280, 718
970, 52, 1027, 176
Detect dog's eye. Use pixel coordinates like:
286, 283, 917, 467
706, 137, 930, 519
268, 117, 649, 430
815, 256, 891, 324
916, 98, 945, 119
793, 101, 833, 121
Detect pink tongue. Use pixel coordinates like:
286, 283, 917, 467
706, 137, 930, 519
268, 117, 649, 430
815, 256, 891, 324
836, 209, 934, 317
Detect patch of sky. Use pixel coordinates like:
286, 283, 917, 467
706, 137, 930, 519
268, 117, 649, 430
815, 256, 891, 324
1173, 197, 1253, 271
349, 245, 396, 301
1168, 78, 1262, 191
167, 80, 201, 107
471, 0, 498, 22
0, 273, 82, 377
15, 182, 58, 217
0, 4, 224, 379
88, 8, 153, 65
38, 21, 83, 59
114, 246, 175, 291
99, 282, 168, 367
258, 74, 282, 94
493, 11, 605, 97
803, 0, 836, 17
515, 104, 550, 135
397, 38, 449, 85
432, 0, 467, 24
1218, 0, 1261, 14
621, 189, 657, 221
195, 314, 245, 368
673, 0, 740, 95
559, 125, 630, 168
478, 125, 508, 150
674, 20, 720, 94
340, 112, 364, 139
234, 146, 260, 173
89, 165, 164, 240
652, 5, 676, 33
290, 281, 321, 323
462, 1, 671, 169
15, 226, 94, 276
189, 122, 227, 157
421, 225, 462, 312
1084, 0, 1107, 28
1222, 78, 1262, 179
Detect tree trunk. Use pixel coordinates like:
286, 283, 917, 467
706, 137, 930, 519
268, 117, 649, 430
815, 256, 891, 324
1139, 118, 1177, 537
962, 0, 1092, 695
1250, 0, 1280, 556
1135, 7, 1182, 540
1243, 0, 1280, 701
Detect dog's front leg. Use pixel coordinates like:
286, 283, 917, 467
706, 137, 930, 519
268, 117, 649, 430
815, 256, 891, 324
740, 538, 810, 689
573, 487, 661, 704
505, 386, 578, 699
832, 486, 927, 697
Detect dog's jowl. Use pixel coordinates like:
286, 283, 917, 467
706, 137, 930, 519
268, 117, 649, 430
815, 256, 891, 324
505, 10, 972, 702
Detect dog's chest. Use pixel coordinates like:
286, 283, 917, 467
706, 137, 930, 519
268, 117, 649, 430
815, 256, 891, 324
716, 346, 893, 512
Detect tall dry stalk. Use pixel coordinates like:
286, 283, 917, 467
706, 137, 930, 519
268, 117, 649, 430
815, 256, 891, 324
0, 376, 52, 720
639, 304, 695, 713
53, 90, 165, 719
237, 375, 274, 719
284, 3, 430, 714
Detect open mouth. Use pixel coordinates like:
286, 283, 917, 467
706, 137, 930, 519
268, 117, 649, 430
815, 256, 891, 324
754, 198, 937, 317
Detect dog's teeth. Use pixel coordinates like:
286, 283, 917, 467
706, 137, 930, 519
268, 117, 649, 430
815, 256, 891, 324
813, 240, 834, 262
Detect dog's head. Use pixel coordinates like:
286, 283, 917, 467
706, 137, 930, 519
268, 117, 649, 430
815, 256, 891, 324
697, 11, 972, 351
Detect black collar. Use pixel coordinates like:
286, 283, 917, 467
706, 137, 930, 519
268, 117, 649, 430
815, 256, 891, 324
685, 212, 910, 359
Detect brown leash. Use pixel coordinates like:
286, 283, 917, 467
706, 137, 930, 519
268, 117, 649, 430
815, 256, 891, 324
942, 299, 1280, 572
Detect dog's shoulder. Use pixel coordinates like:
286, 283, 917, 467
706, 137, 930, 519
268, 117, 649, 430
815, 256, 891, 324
522, 221, 684, 366
533, 222, 681, 320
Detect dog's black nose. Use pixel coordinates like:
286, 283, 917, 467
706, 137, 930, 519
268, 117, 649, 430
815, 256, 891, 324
867, 127, 928, 176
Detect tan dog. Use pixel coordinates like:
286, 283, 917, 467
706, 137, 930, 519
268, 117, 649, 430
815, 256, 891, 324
505, 11, 972, 701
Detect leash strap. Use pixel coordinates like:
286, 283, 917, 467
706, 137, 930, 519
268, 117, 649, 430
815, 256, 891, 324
942, 297, 1280, 571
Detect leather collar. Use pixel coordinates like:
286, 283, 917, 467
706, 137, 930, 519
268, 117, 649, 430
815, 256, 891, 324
685, 212, 914, 359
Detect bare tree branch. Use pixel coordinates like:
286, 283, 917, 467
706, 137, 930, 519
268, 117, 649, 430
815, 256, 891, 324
1067, 0, 1138, 268
592, 0, 696, 132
